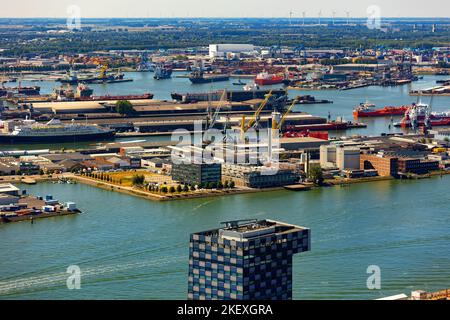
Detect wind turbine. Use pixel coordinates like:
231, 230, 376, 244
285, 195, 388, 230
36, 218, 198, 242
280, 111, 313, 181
318, 10, 322, 26
332, 11, 337, 26
289, 11, 294, 26
345, 11, 350, 25
302, 11, 306, 26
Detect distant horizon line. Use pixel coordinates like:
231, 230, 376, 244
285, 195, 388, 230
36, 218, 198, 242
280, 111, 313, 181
0, 16, 449, 20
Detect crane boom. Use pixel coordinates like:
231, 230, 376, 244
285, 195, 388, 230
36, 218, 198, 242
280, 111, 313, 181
244, 90, 273, 131
209, 90, 228, 129
276, 97, 299, 130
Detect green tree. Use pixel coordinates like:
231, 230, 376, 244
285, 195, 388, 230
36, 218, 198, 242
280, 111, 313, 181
229, 181, 235, 189
115, 100, 136, 116
224, 181, 229, 189
169, 186, 176, 193
308, 165, 324, 186
131, 174, 145, 186
176, 185, 183, 193
161, 186, 168, 193
183, 185, 189, 192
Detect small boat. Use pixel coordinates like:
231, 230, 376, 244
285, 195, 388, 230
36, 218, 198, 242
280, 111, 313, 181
233, 80, 247, 86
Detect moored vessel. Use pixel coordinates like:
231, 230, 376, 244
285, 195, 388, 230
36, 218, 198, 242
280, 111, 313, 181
353, 102, 410, 118
255, 72, 285, 86
394, 103, 450, 128
189, 71, 230, 84
0, 118, 115, 143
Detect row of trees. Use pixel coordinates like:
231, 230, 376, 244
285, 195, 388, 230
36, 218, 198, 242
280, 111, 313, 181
80, 171, 123, 185
132, 174, 236, 194
3, 20, 450, 57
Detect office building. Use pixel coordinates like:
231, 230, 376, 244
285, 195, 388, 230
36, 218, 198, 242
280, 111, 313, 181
188, 219, 311, 300
222, 164, 299, 188
172, 162, 222, 186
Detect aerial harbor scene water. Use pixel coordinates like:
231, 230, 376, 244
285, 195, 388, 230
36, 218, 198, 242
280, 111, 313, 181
1, 0, 450, 303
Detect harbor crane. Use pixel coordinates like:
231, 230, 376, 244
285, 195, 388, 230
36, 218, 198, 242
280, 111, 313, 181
205, 90, 228, 131
203, 90, 229, 145
272, 97, 300, 131
240, 90, 273, 133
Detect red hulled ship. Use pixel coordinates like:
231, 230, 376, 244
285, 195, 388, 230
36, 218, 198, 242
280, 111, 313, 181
394, 103, 450, 128
255, 72, 285, 86
353, 102, 409, 118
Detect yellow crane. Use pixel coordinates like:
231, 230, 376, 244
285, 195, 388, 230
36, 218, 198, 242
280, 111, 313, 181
240, 90, 273, 134
99, 64, 109, 79
272, 97, 299, 130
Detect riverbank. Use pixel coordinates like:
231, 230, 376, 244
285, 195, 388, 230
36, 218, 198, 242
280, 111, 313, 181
69, 172, 438, 202
3, 169, 449, 203
1, 210, 78, 225
0, 175, 59, 184
69, 174, 283, 202
4, 171, 450, 299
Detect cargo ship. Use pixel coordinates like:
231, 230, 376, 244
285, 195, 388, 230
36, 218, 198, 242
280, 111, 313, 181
53, 84, 153, 101
353, 102, 409, 118
0, 86, 41, 96
285, 121, 366, 132
59, 68, 132, 84
171, 89, 286, 103
394, 103, 450, 128
255, 72, 285, 86
77, 92, 154, 102
189, 71, 230, 84
0, 118, 115, 143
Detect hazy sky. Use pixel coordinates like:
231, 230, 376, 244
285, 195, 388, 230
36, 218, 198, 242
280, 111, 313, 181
1, 0, 449, 18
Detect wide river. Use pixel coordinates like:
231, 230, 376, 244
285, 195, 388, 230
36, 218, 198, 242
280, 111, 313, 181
2, 73, 449, 151
0, 176, 449, 300
1, 72, 450, 300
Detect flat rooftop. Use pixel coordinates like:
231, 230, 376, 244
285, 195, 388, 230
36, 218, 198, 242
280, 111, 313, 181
194, 219, 308, 242
0, 183, 20, 194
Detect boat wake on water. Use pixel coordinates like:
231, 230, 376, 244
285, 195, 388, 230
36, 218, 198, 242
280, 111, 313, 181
0, 256, 184, 296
